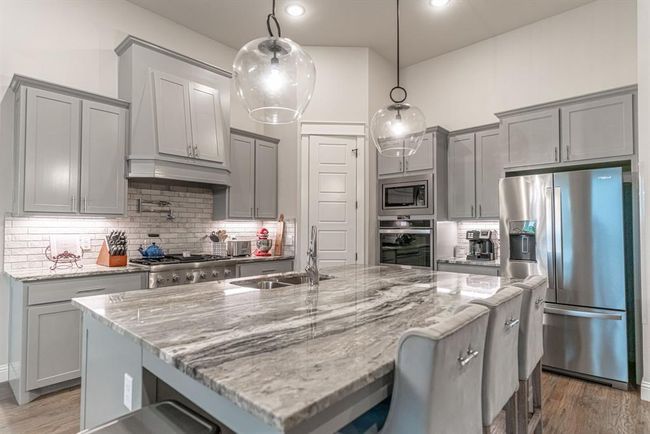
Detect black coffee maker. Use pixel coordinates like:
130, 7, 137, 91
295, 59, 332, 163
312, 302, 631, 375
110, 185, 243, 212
466, 230, 496, 260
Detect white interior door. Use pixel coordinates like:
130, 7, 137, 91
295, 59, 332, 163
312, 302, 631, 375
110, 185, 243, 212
308, 135, 358, 268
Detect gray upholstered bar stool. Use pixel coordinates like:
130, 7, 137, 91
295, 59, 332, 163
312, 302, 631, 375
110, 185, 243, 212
513, 275, 547, 434
339, 304, 490, 434
471, 286, 524, 434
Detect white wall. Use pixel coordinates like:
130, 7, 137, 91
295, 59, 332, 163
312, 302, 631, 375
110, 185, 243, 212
403, 0, 637, 131
0, 0, 260, 133
637, 0, 650, 401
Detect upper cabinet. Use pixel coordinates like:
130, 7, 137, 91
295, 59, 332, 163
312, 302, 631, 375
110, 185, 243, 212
117, 35, 231, 185
227, 130, 279, 220
497, 86, 636, 170
7, 76, 128, 216
447, 125, 502, 220
377, 131, 438, 177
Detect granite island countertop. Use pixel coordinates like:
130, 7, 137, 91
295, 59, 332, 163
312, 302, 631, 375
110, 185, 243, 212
5, 255, 295, 282
73, 265, 518, 432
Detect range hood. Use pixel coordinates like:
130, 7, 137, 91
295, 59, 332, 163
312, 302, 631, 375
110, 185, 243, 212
116, 35, 231, 186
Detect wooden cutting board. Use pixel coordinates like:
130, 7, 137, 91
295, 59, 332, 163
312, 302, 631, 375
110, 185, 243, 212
274, 214, 285, 256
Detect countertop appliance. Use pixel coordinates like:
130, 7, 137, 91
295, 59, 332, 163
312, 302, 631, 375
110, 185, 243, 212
500, 167, 630, 389
379, 218, 433, 268
130, 254, 235, 288
227, 240, 251, 257
466, 230, 496, 261
379, 174, 434, 216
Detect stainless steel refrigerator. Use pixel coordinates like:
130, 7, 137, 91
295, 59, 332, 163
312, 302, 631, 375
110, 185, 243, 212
500, 167, 629, 389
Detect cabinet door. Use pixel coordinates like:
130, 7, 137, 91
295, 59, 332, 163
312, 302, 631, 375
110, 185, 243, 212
501, 108, 559, 167
238, 260, 293, 278
26, 302, 81, 390
405, 133, 434, 172
377, 139, 403, 176
561, 94, 634, 162
80, 101, 127, 215
476, 128, 502, 218
152, 71, 193, 159
188, 81, 226, 163
255, 140, 278, 219
448, 133, 476, 219
228, 135, 255, 218
24, 88, 81, 213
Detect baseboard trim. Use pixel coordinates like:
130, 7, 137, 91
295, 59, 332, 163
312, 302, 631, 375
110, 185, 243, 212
640, 379, 650, 401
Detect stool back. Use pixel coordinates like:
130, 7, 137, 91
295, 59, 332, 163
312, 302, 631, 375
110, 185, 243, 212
514, 276, 547, 380
381, 304, 489, 434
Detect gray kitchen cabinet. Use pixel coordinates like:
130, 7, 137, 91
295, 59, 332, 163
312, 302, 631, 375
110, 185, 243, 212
152, 70, 193, 159
8, 272, 147, 404
7, 76, 130, 216
26, 302, 82, 390
23, 87, 81, 213
475, 128, 502, 218
500, 108, 559, 168
255, 140, 278, 219
228, 134, 255, 218
227, 130, 280, 220
188, 81, 226, 163
405, 133, 434, 172
237, 259, 294, 278
377, 139, 404, 176
80, 101, 127, 215
561, 93, 634, 162
448, 132, 476, 218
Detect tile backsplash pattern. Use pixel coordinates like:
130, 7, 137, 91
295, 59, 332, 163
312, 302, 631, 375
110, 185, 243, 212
4, 182, 295, 271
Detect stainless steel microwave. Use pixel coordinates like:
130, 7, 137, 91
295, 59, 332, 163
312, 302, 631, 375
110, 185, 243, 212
379, 174, 434, 216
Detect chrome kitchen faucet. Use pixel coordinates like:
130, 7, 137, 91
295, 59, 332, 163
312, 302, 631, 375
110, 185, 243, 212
305, 225, 319, 286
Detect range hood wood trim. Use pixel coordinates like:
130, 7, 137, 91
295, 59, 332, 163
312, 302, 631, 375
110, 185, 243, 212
128, 159, 231, 186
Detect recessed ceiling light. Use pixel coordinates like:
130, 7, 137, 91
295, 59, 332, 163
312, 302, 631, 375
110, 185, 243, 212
285, 4, 305, 17
429, 0, 450, 7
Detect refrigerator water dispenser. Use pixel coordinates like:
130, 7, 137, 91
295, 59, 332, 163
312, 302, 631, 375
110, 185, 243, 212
508, 220, 537, 262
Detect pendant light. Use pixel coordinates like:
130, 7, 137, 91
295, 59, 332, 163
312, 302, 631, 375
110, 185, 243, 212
233, 0, 316, 124
370, 0, 426, 157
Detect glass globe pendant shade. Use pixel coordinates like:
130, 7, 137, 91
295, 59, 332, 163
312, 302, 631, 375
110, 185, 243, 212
233, 36, 316, 124
370, 103, 426, 157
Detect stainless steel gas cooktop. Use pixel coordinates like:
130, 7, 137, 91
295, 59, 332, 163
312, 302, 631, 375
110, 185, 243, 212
130, 254, 235, 288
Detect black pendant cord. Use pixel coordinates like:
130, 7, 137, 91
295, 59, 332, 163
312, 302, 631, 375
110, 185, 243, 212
390, 0, 407, 104
267, 0, 282, 38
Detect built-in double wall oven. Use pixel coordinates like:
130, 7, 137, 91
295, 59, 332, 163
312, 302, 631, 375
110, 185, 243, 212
379, 174, 434, 216
379, 218, 433, 268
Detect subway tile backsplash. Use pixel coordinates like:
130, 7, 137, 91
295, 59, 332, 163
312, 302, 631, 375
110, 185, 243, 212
3, 182, 295, 271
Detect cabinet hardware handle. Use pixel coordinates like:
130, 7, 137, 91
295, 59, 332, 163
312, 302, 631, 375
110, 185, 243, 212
505, 317, 520, 329
250, 207, 253, 216
554, 147, 558, 162
566, 146, 570, 161
83, 197, 87, 212
399, 160, 403, 172
458, 347, 479, 367
187, 145, 193, 156
256, 207, 259, 216
71, 195, 76, 210
470, 205, 474, 217
405, 160, 409, 170
479, 204, 482, 217
193, 145, 199, 157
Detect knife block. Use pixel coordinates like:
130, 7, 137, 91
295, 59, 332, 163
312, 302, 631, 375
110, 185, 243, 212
96, 240, 127, 267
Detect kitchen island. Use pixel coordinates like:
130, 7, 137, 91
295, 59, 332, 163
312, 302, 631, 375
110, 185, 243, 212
73, 265, 517, 433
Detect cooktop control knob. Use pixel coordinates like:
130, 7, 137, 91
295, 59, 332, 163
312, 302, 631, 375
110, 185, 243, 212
185, 273, 193, 281
199, 271, 207, 279
224, 269, 232, 277
156, 276, 165, 284
212, 270, 219, 277
171, 274, 179, 282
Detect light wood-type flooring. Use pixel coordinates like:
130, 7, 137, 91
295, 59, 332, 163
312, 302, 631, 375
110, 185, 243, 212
1, 372, 650, 434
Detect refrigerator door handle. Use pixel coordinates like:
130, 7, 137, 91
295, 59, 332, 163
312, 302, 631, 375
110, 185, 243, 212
545, 187, 556, 290
554, 186, 563, 291
544, 306, 623, 321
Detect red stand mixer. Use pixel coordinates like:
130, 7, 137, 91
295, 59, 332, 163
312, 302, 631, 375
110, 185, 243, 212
254, 228, 273, 256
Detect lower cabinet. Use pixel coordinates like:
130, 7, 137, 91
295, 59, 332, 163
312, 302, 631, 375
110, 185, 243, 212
26, 302, 81, 390
238, 260, 294, 278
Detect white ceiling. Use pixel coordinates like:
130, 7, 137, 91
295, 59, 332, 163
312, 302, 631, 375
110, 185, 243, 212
128, 0, 596, 66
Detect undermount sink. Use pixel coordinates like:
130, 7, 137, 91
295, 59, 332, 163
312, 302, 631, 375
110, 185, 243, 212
230, 273, 334, 289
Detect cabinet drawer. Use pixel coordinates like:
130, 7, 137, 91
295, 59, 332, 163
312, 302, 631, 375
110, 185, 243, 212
26, 273, 147, 305
238, 260, 294, 278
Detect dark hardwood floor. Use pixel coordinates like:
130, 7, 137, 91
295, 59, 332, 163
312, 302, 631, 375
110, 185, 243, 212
1, 373, 649, 433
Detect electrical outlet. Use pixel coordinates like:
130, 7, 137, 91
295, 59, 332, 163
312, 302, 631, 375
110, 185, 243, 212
80, 237, 91, 252
123, 373, 133, 411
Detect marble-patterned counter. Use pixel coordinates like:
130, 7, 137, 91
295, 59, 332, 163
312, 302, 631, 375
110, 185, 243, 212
74, 265, 517, 432
5, 255, 294, 282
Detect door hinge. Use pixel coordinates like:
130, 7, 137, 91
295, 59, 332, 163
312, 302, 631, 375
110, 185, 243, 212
352, 148, 358, 158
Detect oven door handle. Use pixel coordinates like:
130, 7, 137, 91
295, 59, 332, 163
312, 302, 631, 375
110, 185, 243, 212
379, 229, 432, 235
